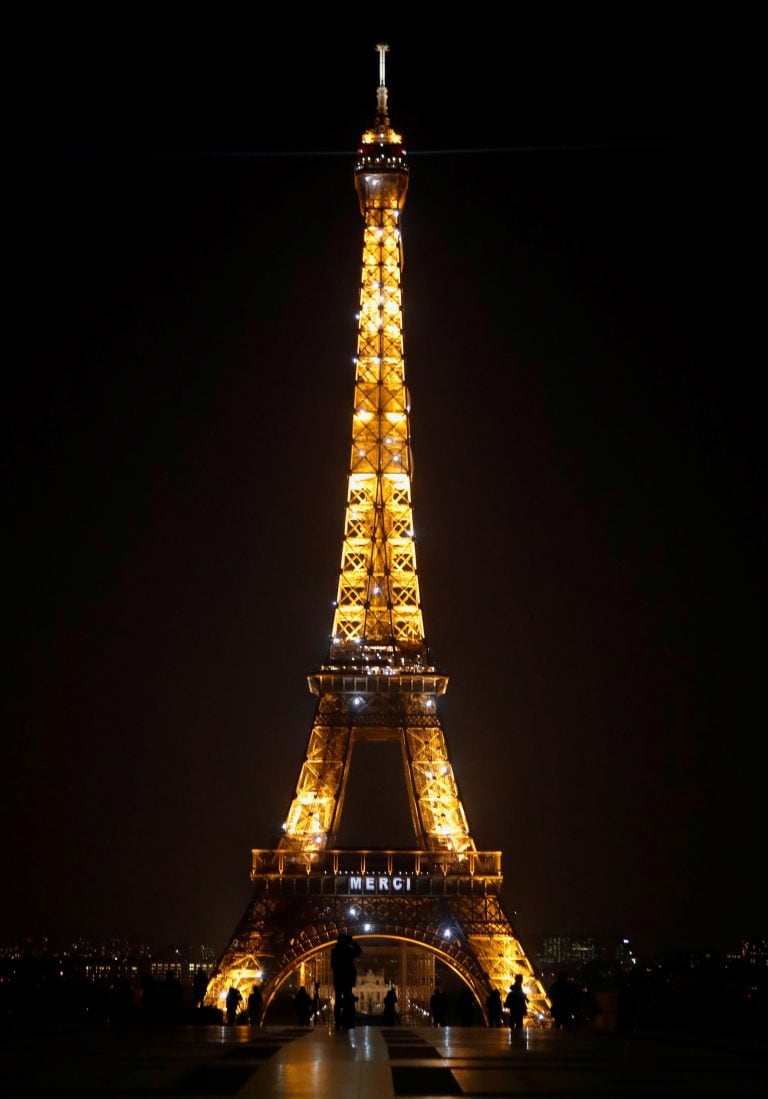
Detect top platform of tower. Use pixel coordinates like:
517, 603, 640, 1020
354, 43, 409, 214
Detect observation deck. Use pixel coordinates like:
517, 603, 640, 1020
251, 848, 504, 896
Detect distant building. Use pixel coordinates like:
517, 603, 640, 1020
352, 968, 393, 1017
532, 935, 635, 977
310, 940, 434, 1023
0, 938, 217, 984
728, 939, 768, 968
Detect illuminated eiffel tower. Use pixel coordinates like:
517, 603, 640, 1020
206, 44, 549, 1024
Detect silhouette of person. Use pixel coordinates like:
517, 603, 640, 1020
486, 988, 503, 1027
548, 971, 573, 1030
226, 985, 243, 1025
295, 985, 312, 1025
382, 986, 398, 1025
193, 968, 208, 1010
504, 974, 528, 1033
430, 986, 448, 1026
248, 984, 264, 1025
457, 985, 475, 1027
330, 932, 362, 1031
163, 969, 182, 1022
617, 972, 639, 1032
311, 981, 325, 1024
112, 977, 134, 1024
140, 973, 159, 1023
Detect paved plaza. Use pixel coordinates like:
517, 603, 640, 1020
1, 1023, 766, 1097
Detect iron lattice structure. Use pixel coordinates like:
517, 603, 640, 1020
206, 45, 549, 1024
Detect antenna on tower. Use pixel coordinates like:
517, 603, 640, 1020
376, 42, 390, 119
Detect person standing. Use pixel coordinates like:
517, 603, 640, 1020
548, 971, 574, 1030
504, 974, 528, 1034
225, 985, 243, 1025
382, 986, 398, 1025
311, 981, 325, 1025
457, 985, 475, 1026
330, 932, 362, 1031
430, 986, 448, 1026
193, 968, 208, 1010
248, 984, 264, 1026
486, 987, 503, 1027
295, 986, 312, 1026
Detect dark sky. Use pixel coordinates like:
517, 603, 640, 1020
5, 16, 763, 961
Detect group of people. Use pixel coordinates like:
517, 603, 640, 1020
224, 949, 575, 1033
225, 983, 263, 1026
427, 974, 528, 1030
223, 933, 367, 1031
293, 981, 326, 1026
485, 971, 575, 1032
485, 974, 528, 1031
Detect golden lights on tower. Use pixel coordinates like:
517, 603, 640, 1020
204, 45, 550, 1027
330, 44, 420, 666
278, 45, 474, 855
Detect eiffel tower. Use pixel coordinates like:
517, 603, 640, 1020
206, 44, 549, 1025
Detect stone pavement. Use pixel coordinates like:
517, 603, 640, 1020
1, 1022, 766, 1097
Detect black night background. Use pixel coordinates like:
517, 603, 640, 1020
5, 13, 763, 968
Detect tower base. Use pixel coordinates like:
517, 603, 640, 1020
205, 848, 550, 1024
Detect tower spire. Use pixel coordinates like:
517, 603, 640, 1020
360, 42, 403, 149
376, 42, 389, 121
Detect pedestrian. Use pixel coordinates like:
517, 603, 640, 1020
430, 986, 448, 1026
330, 932, 362, 1031
504, 974, 528, 1033
548, 971, 573, 1030
113, 977, 134, 1024
225, 985, 243, 1025
248, 984, 264, 1026
457, 985, 475, 1026
311, 981, 325, 1025
486, 987, 503, 1027
382, 986, 398, 1025
295, 985, 312, 1026
193, 968, 208, 1010
162, 969, 182, 1022
617, 972, 639, 1032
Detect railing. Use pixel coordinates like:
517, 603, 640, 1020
250, 847, 502, 879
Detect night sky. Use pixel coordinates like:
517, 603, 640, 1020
6, 16, 763, 961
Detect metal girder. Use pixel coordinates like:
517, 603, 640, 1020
279, 687, 474, 853
205, 888, 550, 1024
331, 199, 423, 658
